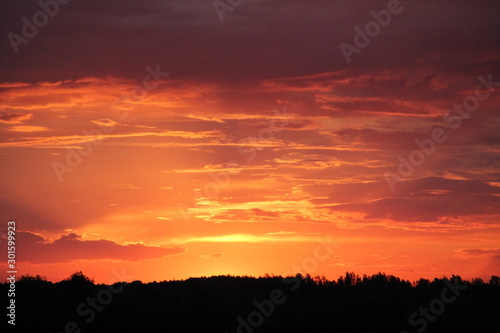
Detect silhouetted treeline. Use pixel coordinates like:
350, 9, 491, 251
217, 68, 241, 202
3, 271, 500, 332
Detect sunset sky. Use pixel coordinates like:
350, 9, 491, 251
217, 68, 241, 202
1, 0, 499, 284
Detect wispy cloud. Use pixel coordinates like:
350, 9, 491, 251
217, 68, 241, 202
8, 125, 51, 132
0, 113, 32, 124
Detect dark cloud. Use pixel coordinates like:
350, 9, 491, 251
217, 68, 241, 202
0, 113, 32, 124
330, 177, 500, 222
0, 0, 498, 83
459, 248, 499, 257
1, 230, 184, 263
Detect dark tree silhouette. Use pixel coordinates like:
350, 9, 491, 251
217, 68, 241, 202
3, 271, 499, 332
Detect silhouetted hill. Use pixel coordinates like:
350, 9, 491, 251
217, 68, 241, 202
3, 272, 500, 332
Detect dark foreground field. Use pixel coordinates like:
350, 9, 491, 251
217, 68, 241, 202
3, 272, 500, 333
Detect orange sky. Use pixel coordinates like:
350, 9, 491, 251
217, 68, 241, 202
1, 0, 499, 283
